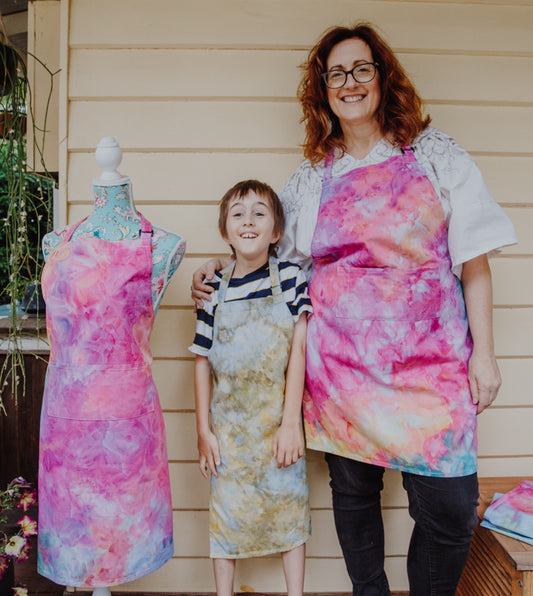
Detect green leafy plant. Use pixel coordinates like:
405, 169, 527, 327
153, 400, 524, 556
0, 34, 57, 412
0, 135, 53, 300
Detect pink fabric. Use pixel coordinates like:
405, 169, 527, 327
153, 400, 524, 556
303, 149, 477, 477
38, 215, 173, 587
483, 481, 533, 541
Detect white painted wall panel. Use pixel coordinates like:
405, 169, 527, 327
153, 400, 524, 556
491, 258, 533, 306
69, 49, 533, 104
67, 101, 533, 154
494, 308, 533, 356
477, 456, 533, 477
69, 0, 533, 54
67, 152, 533, 210
478, 409, 533, 456
476, 156, 533, 207
67, 152, 304, 205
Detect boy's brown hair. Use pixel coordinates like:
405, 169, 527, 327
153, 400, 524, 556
218, 179, 285, 257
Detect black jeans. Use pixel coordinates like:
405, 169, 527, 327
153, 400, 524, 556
325, 453, 479, 596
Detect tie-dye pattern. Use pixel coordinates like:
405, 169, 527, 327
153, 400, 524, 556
207, 258, 311, 558
482, 480, 533, 542
304, 149, 477, 477
38, 215, 173, 587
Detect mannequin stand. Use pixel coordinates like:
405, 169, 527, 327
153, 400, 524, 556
39, 137, 179, 593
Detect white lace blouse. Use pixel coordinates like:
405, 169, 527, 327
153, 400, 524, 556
277, 127, 517, 278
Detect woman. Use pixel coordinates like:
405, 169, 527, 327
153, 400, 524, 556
193, 23, 517, 595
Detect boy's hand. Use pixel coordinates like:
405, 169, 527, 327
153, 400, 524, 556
198, 430, 220, 478
273, 422, 304, 468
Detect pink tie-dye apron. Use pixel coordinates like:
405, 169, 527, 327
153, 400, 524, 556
303, 148, 477, 477
38, 215, 173, 587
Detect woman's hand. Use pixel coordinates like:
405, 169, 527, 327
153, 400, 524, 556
468, 350, 501, 414
198, 430, 220, 479
191, 256, 233, 308
273, 422, 304, 468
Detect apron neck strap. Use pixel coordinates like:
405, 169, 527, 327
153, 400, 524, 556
217, 257, 282, 305
217, 261, 235, 305
324, 152, 335, 182
64, 217, 87, 242
269, 256, 282, 298
139, 213, 152, 246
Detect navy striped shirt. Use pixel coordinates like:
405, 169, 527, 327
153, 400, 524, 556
189, 260, 312, 356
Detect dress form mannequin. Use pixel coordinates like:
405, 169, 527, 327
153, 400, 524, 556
42, 136, 185, 310
38, 137, 182, 593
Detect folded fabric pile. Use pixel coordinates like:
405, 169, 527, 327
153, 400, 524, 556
481, 480, 533, 545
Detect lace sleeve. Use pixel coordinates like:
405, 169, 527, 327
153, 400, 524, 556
415, 128, 517, 276
277, 161, 323, 277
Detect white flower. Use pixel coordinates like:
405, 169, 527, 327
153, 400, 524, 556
4, 535, 26, 557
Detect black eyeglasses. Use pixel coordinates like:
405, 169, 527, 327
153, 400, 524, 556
321, 62, 379, 89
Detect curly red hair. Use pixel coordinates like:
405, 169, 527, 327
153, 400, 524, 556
298, 23, 431, 163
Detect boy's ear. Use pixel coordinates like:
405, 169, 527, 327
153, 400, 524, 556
271, 230, 282, 245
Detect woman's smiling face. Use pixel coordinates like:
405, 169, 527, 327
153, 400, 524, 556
325, 37, 381, 131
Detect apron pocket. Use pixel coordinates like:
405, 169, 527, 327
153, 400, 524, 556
45, 363, 157, 420
335, 266, 443, 321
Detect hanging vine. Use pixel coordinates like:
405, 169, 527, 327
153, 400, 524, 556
0, 13, 58, 412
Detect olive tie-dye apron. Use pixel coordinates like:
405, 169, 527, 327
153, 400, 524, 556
303, 148, 478, 477
38, 215, 173, 587
207, 257, 311, 558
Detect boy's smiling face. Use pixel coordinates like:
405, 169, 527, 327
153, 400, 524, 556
223, 191, 281, 270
